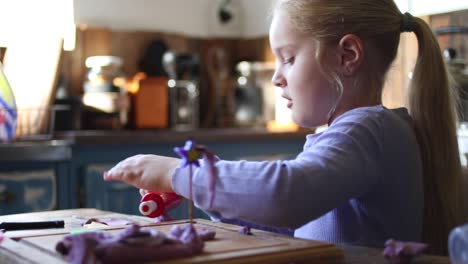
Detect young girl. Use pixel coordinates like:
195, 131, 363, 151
104, 0, 465, 255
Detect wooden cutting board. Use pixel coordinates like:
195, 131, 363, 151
0, 209, 343, 264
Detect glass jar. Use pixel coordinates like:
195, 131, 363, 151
168, 79, 199, 130
84, 56, 126, 93
444, 48, 468, 123
233, 61, 264, 127
449, 223, 468, 264
82, 56, 129, 129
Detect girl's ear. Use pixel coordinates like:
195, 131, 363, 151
338, 34, 364, 76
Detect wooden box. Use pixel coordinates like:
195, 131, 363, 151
0, 209, 343, 263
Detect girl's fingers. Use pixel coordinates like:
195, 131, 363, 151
140, 189, 152, 197
103, 169, 123, 181
103, 171, 112, 181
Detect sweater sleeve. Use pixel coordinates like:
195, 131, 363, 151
172, 111, 384, 229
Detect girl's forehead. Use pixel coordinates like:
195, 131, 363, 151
270, 12, 308, 49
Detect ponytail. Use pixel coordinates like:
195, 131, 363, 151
408, 15, 464, 255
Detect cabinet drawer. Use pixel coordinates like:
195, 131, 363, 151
85, 164, 208, 219
0, 170, 56, 214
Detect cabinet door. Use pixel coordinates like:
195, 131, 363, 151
85, 164, 208, 219
86, 166, 141, 215
0, 170, 56, 214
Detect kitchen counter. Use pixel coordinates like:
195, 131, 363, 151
55, 128, 311, 145
0, 140, 71, 161
0, 129, 310, 161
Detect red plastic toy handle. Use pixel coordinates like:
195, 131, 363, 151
139, 192, 182, 218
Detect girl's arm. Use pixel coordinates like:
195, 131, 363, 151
173, 113, 383, 229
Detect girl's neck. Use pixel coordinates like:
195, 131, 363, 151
328, 90, 382, 125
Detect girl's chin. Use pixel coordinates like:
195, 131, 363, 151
293, 114, 327, 128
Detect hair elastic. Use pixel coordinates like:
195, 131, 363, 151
401, 12, 415, 33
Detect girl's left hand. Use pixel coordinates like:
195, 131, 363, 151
103, 154, 181, 193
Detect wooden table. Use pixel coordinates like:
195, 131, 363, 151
0, 209, 450, 264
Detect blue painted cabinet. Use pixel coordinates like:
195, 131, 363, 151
0, 141, 72, 214
0, 169, 56, 214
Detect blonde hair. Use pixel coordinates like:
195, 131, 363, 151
276, 0, 464, 255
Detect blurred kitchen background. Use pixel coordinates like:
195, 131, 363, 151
0, 0, 467, 135
0, 0, 467, 218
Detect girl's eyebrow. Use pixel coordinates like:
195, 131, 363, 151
271, 44, 297, 56
273, 43, 295, 51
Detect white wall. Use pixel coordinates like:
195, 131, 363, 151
74, 0, 246, 37
240, 0, 273, 38
74, 0, 273, 37
394, 0, 410, 12
0, 0, 74, 47
411, 0, 468, 16
74, 0, 208, 35
205, 0, 244, 38
74, 0, 468, 38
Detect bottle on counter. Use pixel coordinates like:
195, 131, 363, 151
0, 62, 17, 142
139, 192, 182, 218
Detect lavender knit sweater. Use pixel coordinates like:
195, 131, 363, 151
172, 105, 423, 248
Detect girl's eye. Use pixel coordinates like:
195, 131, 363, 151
284, 57, 295, 64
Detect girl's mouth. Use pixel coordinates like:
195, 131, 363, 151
287, 100, 292, 109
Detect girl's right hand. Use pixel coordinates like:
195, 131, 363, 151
139, 188, 150, 197
103, 154, 181, 193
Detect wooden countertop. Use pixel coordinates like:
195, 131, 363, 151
0, 209, 450, 264
1, 209, 341, 263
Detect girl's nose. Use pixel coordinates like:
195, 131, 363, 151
272, 70, 286, 88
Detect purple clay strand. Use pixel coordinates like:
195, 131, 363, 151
189, 164, 193, 224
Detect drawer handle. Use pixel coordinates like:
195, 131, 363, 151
0, 190, 16, 203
